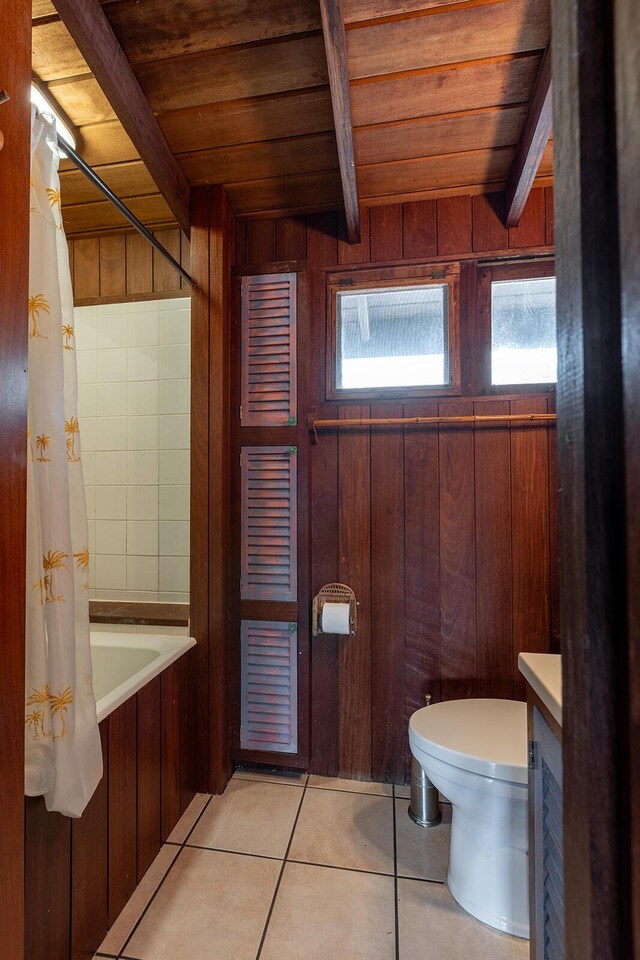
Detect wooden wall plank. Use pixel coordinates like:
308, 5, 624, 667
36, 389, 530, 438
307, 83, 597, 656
402, 199, 437, 260
545, 185, 554, 246
307, 210, 339, 404
472, 193, 508, 252
180, 646, 198, 811
276, 217, 308, 262
73, 237, 100, 300
438, 402, 476, 700
99, 234, 126, 298
108, 697, 138, 926
161, 661, 182, 840
510, 397, 550, 699
71, 722, 109, 960
137, 677, 162, 879
369, 203, 402, 261
153, 227, 182, 293
338, 205, 370, 264
370, 403, 405, 782
338, 406, 372, 779
436, 195, 472, 256
126, 232, 153, 295
547, 396, 560, 652
474, 400, 513, 699
25, 799, 71, 960
246, 218, 277, 265
508, 186, 546, 249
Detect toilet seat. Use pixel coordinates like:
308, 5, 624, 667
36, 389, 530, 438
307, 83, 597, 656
409, 699, 527, 784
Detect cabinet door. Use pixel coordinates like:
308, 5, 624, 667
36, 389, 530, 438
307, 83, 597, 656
532, 707, 564, 960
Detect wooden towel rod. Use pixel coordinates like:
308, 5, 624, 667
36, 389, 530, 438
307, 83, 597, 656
308, 411, 557, 440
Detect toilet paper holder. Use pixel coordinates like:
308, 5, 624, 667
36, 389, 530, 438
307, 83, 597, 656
312, 583, 358, 636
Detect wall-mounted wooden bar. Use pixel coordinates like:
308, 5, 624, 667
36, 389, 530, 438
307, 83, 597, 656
309, 411, 557, 432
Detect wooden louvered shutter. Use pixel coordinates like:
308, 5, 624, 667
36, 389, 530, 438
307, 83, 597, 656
241, 446, 297, 601
532, 707, 564, 960
241, 620, 298, 753
241, 272, 297, 427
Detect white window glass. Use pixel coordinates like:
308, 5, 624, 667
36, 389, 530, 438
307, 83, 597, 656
336, 284, 449, 390
491, 276, 557, 384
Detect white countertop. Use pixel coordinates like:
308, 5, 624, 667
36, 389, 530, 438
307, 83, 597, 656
518, 653, 562, 727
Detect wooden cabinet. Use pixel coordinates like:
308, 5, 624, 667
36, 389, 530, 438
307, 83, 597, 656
528, 694, 564, 960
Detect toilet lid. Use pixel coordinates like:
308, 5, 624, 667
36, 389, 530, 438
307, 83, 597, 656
409, 699, 528, 784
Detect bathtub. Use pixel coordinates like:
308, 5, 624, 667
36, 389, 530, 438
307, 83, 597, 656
91, 630, 196, 723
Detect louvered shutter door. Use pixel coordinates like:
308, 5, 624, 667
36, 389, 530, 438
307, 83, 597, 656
241, 446, 297, 601
532, 707, 564, 960
240, 620, 298, 753
241, 272, 297, 426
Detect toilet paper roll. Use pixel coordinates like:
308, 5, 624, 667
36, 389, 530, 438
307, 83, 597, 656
321, 601, 351, 635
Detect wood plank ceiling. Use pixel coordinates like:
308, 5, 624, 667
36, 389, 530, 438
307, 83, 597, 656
31, 0, 553, 237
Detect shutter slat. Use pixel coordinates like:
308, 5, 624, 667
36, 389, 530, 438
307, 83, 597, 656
242, 272, 296, 426
241, 620, 298, 753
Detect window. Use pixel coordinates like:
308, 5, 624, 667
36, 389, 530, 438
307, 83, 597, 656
491, 272, 557, 386
327, 265, 460, 399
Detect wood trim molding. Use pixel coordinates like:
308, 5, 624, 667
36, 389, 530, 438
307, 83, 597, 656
50, 0, 191, 235
504, 45, 553, 227
89, 601, 190, 627
319, 0, 361, 243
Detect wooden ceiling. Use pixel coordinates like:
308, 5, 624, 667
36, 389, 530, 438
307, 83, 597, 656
31, 0, 553, 237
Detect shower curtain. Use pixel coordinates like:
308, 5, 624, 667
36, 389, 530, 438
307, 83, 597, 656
24, 107, 102, 817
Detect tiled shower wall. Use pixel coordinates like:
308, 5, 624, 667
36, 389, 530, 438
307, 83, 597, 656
75, 297, 190, 602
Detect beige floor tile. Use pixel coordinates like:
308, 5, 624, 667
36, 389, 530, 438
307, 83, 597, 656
98, 844, 179, 955
187, 778, 302, 858
167, 793, 210, 843
308, 774, 392, 796
125, 847, 280, 960
260, 861, 395, 960
395, 799, 451, 881
233, 768, 308, 786
289, 788, 394, 874
397, 879, 529, 960
395, 783, 411, 799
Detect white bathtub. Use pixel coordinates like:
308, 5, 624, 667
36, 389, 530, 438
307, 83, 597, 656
91, 631, 196, 723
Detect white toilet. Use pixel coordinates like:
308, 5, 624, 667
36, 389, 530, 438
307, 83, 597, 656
409, 698, 529, 939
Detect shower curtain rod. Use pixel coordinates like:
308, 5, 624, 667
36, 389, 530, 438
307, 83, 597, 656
57, 134, 194, 288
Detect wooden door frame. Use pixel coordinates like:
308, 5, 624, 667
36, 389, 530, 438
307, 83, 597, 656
551, 0, 638, 955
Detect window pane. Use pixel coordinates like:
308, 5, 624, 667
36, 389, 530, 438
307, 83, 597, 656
491, 277, 557, 384
336, 284, 449, 390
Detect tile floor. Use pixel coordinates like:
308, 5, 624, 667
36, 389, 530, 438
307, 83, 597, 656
95, 771, 528, 960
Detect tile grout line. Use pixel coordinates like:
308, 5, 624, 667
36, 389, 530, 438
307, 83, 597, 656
254, 776, 309, 960
116, 794, 214, 960
235, 773, 392, 799
392, 784, 400, 960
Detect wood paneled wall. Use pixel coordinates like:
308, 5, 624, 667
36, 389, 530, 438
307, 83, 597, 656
25, 654, 196, 960
235, 188, 558, 782
68, 227, 190, 304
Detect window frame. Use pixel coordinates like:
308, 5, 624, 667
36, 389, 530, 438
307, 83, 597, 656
325, 262, 461, 401
478, 258, 556, 396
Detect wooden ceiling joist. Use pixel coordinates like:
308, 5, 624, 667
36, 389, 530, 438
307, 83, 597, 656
319, 0, 361, 243
50, 0, 191, 236
504, 44, 553, 227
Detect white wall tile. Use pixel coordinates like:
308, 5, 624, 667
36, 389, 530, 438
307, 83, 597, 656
159, 484, 190, 521
85, 486, 96, 521
95, 485, 126, 520
95, 451, 127, 485
88, 519, 96, 555
128, 381, 158, 417
159, 450, 190, 485
97, 382, 127, 418
127, 520, 158, 556
78, 383, 96, 417
74, 313, 97, 351
159, 310, 190, 345
127, 485, 159, 520
127, 450, 158, 485
159, 556, 189, 593
128, 345, 159, 381
157, 592, 190, 603
127, 415, 159, 451
159, 414, 190, 450
79, 417, 96, 452
95, 417, 127, 451
77, 350, 96, 384
97, 347, 127, 383
96, 314, 128, 349
159, 378, 190, 415
128, 311, 158, 347
95, 555, 127, 591
159, 343, 190, 380
127, 556, 159, 592
95, 519, 126, 555
159, 520, 190, 557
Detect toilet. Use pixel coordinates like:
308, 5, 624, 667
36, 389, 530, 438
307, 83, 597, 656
409, 699, 529, 939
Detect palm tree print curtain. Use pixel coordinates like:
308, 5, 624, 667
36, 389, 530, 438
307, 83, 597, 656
25, 108, 102, 817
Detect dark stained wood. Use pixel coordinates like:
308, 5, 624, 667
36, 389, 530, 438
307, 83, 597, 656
402, 199, 437, 260
180, 646, 198, 812
108, 697, 138, 926
338, 406, 372, 779
338, 205, 370, 264
504, 46, 553, 227
369, 203, 402, 261
545, 185, 554, 246
73, 237, 100, 300
125, 232, 153, 296
319, 0, 360, 243
50, 0, 191, 233
98, 234, 126, 298
508, 186, 546, 248
370, 403, 405, 783
276, 217, 308, 262
472, 193, 508, 252
137, 676, 162, 880
161, 661, 182, 840
153, 227, 182, 292
71, 723, 109, 960
89, 599, 189, 625
437, 195, 472, 256
246, 219, 276, 265
551, 2, 631, 956
25, 799, 71, 960
0, 3, 29, 955
474, 400, 513, 699
438, 401, 476, 701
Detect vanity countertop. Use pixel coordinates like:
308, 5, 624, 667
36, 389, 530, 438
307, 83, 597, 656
518, 653, 562, 727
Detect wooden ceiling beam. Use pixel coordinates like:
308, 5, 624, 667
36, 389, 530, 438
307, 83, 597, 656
504, 44, 552, 227
319, 0, 361, 242
50, 0, 191, 236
